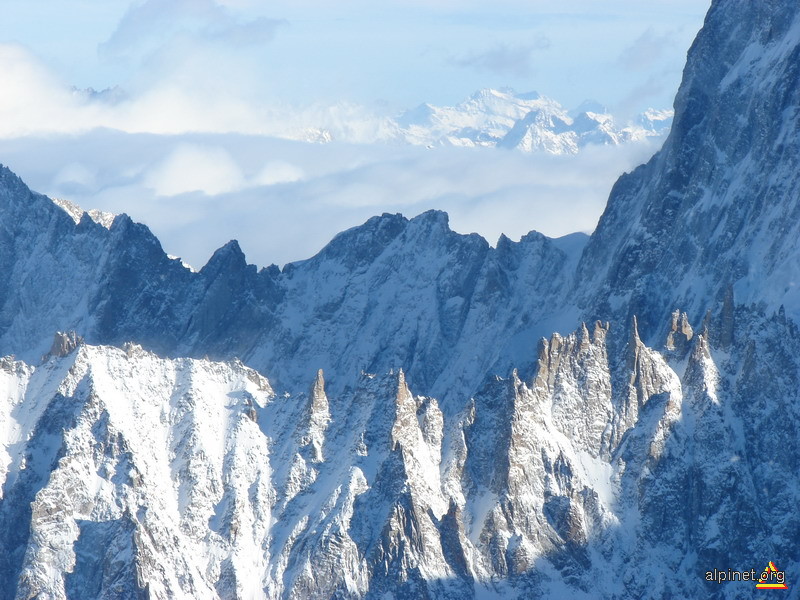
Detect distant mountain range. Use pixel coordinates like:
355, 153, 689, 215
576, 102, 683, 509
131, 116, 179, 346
392, 88, 672, 154
70, 83, 672, 154
2, 0, 800, 597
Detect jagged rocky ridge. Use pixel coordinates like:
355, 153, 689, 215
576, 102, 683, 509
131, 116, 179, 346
2, 0, 800, 597
2, 307, 797, 599
0, 167, 582, 402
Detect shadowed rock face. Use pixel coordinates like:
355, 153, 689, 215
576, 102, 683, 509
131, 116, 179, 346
574, 0, 800, 342
1, 0, 800, 597
0, 167, 580, 402
4, 2, 800, 405
2, 303, 797, 599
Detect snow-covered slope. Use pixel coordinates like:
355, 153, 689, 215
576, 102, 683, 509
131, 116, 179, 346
0, 335, 275, 600
2, 0, 800, 597
0, 178, 583, 402
3, 308, 798, 599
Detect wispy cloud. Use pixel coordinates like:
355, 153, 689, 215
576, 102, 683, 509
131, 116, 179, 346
144, 144, 246, 196
449, 38, 551, 77
0, 39, 395, 140
98, 0, 284, 63
617, 27, 680, 71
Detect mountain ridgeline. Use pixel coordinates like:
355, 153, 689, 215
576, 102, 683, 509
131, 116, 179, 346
392, 88, 671, 154
1, 0, 800, 598
0, 167, 580, 403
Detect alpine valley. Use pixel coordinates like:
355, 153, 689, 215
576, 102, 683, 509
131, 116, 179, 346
1, 1, 800, 599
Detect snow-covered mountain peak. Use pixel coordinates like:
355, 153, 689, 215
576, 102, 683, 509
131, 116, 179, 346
0, 164, 32, 199
3, 1, 800, 596
51, 197, 84, 223
394, 88, 560, 148
463, 87, 553, 115
405, 208, 451, 234
51, 197, 116, 229
200, 239, 250, 274
392, 89, 670, 153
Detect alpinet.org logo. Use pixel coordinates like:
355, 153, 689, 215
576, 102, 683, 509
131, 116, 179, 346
757, 562, 789, 590
705, 562, 788, 590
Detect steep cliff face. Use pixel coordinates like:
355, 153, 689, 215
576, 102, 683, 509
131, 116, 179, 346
6, 302, 797, 599
248, 215, 581, 401
575, 1, 800, 341
0, 170, 581, 401
2, 0, 800, 597
0, 169, 193, 359
0, 336, 275, 600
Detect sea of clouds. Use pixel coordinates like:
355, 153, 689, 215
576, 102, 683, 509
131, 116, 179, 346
0, 129, 662, 268
0, 0, 704, 267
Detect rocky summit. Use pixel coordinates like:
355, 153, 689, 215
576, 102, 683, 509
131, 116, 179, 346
1, 0, 800, 598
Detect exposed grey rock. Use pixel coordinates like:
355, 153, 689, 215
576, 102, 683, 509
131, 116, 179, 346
48, 331, 84, 358
1, 0, 800, 597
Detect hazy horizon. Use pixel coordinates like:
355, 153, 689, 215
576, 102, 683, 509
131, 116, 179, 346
0, 0, 711, 267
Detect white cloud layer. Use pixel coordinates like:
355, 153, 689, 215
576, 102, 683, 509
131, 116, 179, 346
144, 145, 246, 196
0, 1, 710, 138
0, 130, 663, 269
0, 40, 395, 142
0, 1, 705, 271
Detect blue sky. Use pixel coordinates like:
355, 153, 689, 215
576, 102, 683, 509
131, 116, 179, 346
0, 0, 711, 267
1, 0, 708, 114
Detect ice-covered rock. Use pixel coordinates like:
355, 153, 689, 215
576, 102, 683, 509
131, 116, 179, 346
1, 0, 800, 597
